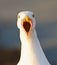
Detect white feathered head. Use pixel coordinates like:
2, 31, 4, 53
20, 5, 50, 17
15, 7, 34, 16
17, 11, 36, 33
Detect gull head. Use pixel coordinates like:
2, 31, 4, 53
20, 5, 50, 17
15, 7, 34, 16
17, 11, 36, 34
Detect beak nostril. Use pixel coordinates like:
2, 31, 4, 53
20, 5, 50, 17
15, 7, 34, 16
23, 21, 31, 32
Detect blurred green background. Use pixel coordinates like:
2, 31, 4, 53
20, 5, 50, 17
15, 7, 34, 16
0, 0, 57, 65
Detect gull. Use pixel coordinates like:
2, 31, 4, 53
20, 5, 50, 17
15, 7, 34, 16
17, 11, 51, 65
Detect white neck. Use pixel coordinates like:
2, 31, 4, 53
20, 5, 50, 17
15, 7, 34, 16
17, 29, 50, 65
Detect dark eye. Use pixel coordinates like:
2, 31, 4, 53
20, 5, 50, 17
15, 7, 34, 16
32, 14, 35, 17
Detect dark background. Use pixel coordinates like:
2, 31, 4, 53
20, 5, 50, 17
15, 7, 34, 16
0, 0, 57, 65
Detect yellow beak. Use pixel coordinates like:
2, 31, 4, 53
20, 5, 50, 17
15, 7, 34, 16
25, 15, 29, 21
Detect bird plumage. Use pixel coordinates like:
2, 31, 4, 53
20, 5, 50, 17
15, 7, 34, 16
17, 11, 51, 65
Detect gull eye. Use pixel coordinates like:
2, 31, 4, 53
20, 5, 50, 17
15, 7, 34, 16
17, 15, 20, 18
32, 14, 35, 18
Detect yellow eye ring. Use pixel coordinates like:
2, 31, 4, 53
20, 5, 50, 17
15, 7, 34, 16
17, 15, 20, 18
